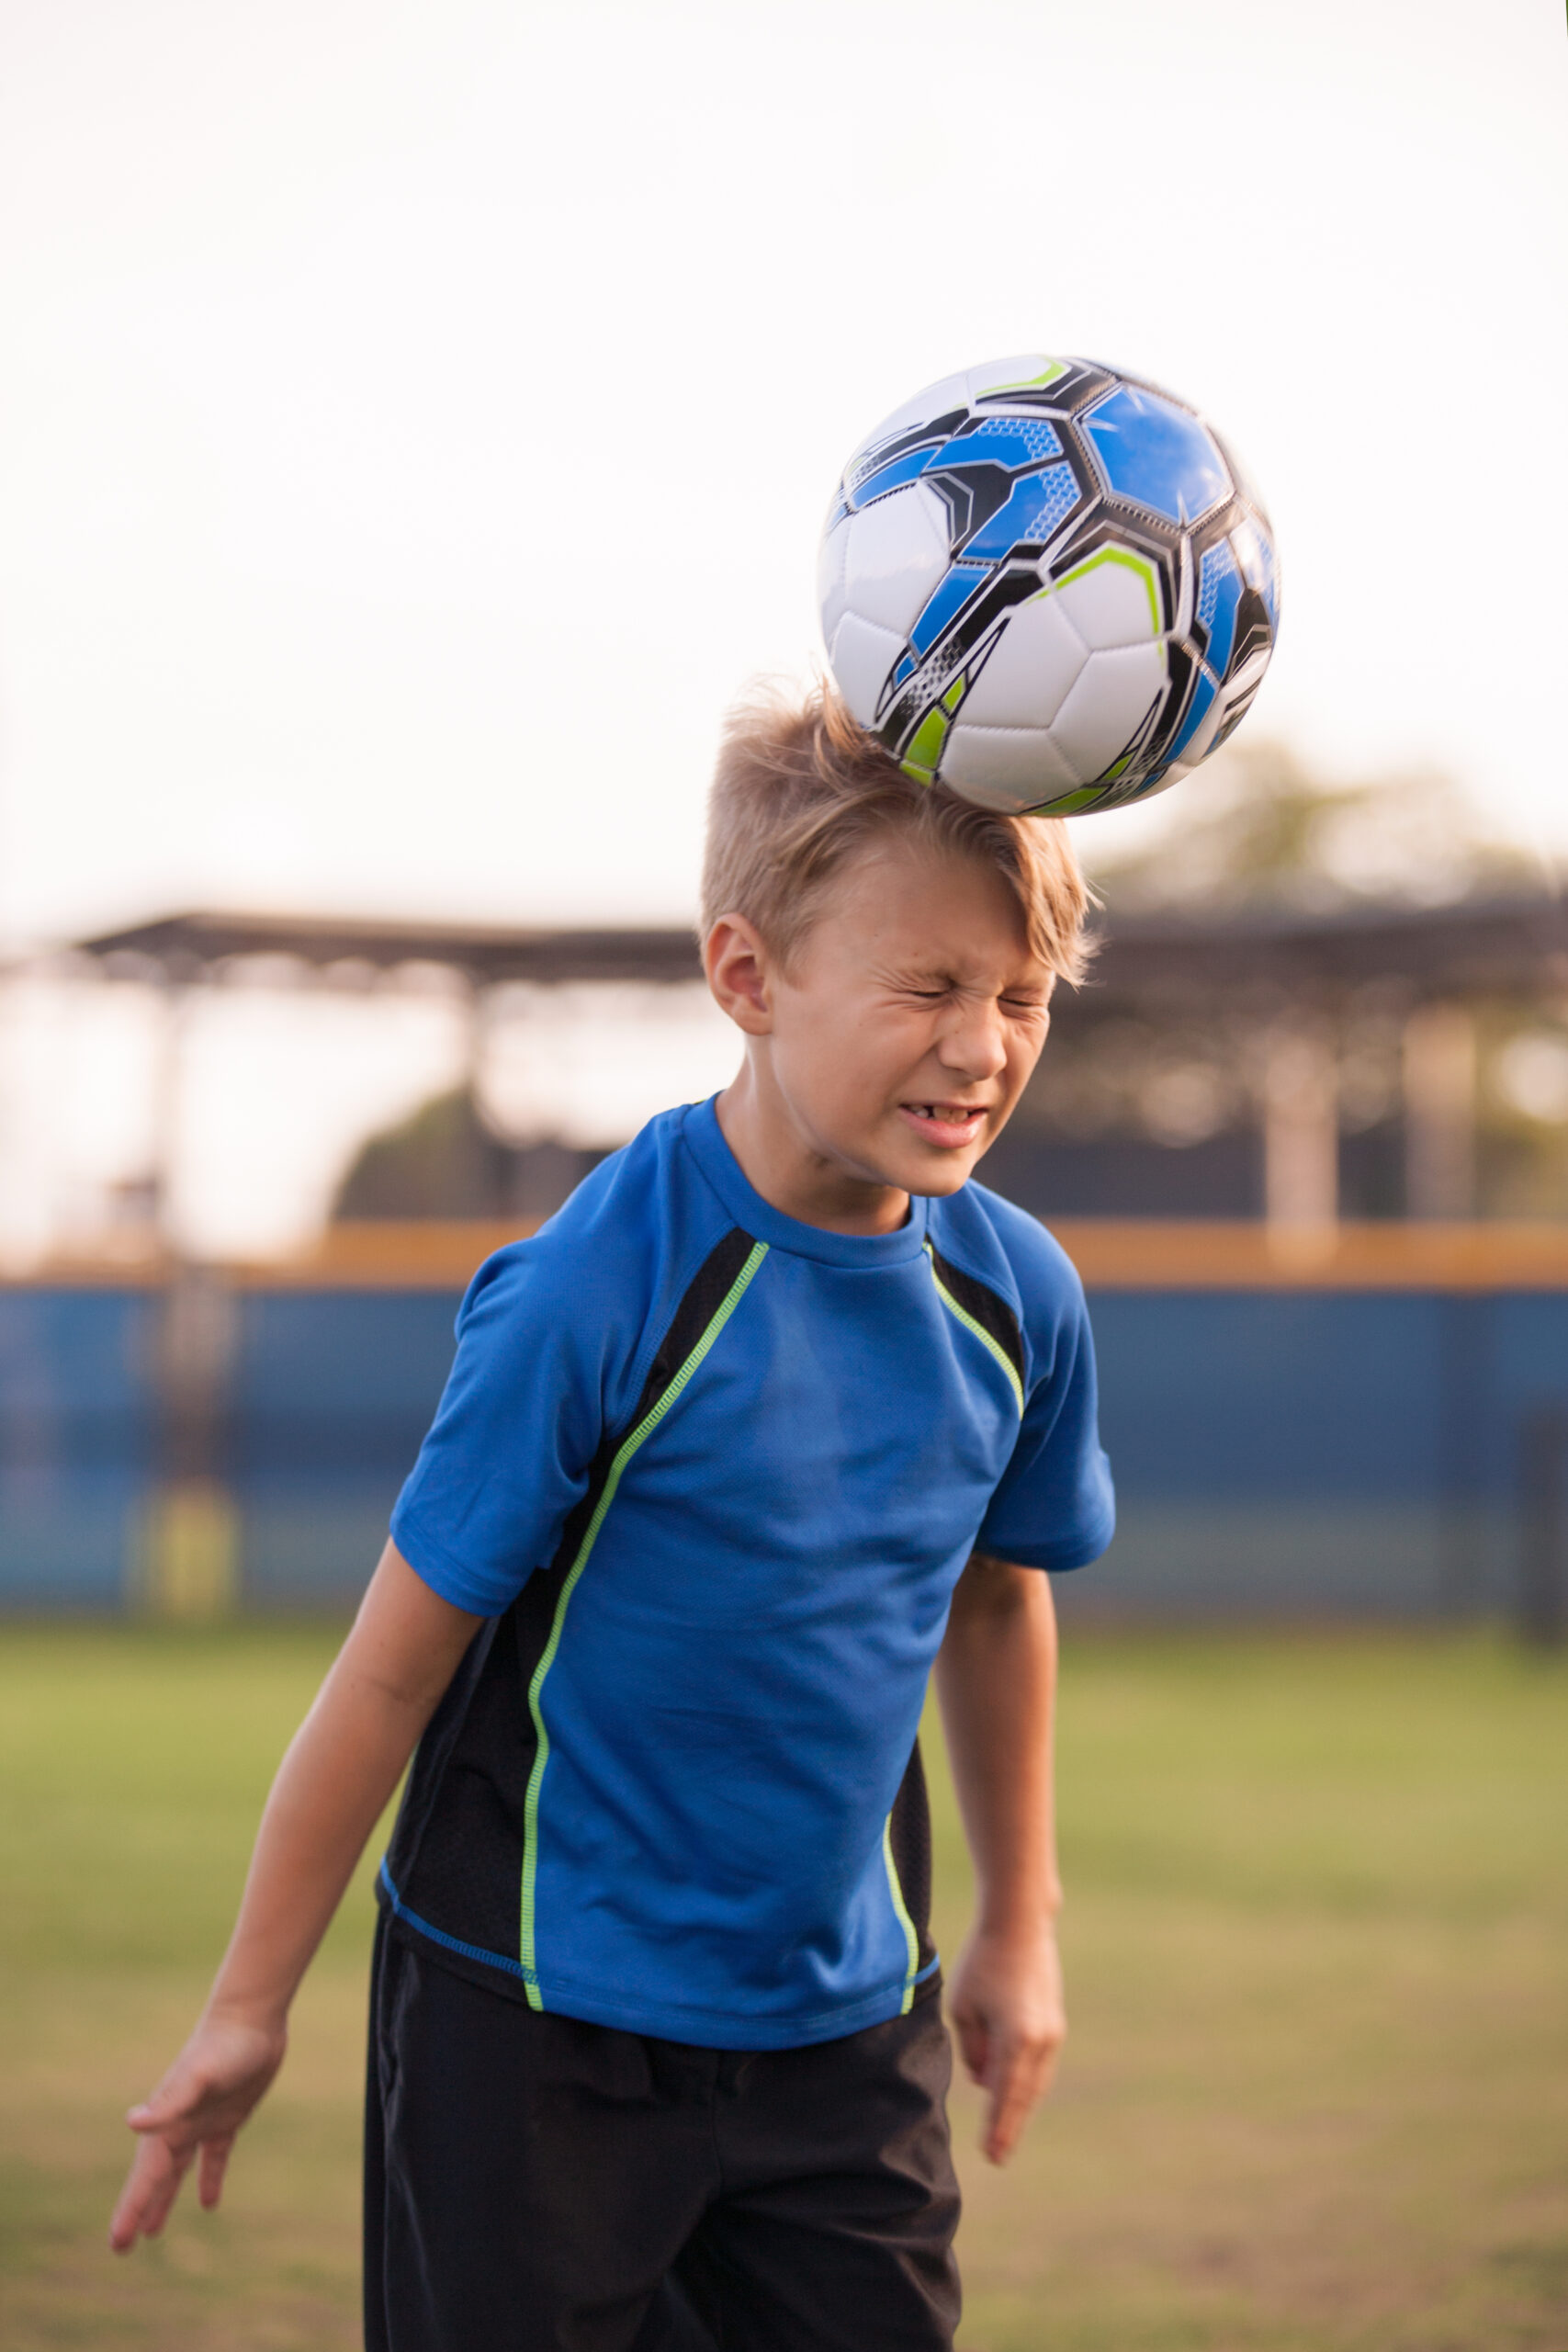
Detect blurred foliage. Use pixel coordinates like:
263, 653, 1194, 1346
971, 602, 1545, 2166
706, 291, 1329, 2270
333, 1091, 602, 1224
333, 1087, 513, 1218
1038, 742, 1568, 1215
1081, 739, 1549, 919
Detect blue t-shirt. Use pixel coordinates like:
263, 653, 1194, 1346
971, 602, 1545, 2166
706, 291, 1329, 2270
380, 1094, 1113, 2050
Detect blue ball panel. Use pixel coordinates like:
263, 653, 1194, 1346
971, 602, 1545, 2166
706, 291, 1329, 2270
908, 562, 990, 655
1082, 387, 1231, 525
1197, 539, 1245, 680
849, 443, 942, 508
962, 465, 1080, 560
1166, 664, 1218, 763
932, 416, 1063, 470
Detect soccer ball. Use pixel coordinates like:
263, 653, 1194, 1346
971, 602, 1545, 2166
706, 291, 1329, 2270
818, 355, 1280, 816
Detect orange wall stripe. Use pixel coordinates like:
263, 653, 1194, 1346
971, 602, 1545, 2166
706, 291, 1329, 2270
8, 1221, 1568, 1294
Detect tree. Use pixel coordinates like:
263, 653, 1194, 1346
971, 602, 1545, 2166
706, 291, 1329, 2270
1079, 739, 1544, 918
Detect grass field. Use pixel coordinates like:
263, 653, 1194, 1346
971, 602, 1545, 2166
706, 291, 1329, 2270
1, 1623, 1565, 2351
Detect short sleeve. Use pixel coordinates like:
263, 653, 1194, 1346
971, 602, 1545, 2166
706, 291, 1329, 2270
975, 1285, 1115, 1573
389, 1242, 610, 1616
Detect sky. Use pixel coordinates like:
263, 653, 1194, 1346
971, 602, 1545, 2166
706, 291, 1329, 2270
2, 0, 1565, 953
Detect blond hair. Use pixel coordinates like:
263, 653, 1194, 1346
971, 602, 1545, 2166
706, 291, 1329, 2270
700, 681, 1093, 983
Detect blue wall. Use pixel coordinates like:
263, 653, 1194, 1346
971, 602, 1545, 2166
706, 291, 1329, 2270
0, 1290, 155, 1608
232, 1289, 461, 1604
0, 1279, 1562, 1615
1072, 1290, 1567, 1616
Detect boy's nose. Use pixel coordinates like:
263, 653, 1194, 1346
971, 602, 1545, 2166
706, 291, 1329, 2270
938, 1003, 1009, 1081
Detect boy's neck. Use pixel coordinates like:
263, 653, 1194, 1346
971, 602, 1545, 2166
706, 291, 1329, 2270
714, 1069, 912, 1238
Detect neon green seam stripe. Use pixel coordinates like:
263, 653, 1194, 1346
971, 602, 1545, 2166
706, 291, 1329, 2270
518, 1239, 769, 2005
984, 358, 1066, 394
924, 1241, 1024, 1417
882, 1816, 919, 2014
1051, 544, 1162, 639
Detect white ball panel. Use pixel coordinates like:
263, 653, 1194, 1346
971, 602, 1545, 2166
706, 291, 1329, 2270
1053, 556, 1160, 651
1048, 644, 1167, 780
942, 723, 1083, 809
848, 371, 970, 462
841, 481, 952, 638
829, 611, 906, 728
964, 354, 1063, 405
957, 596, 1087, 731
818, 518, 852, 650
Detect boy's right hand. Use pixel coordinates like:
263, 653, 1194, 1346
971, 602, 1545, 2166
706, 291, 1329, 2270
108, 2010, 288, 2252
105, 1547, 480, 2257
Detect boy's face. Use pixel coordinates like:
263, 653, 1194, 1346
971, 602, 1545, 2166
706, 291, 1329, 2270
709, 838, 1055, 1219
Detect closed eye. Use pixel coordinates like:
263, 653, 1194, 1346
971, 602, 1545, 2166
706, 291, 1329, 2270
894, 979, 1049, 1014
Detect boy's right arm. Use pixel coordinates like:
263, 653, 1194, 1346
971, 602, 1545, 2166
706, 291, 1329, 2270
108, 1541, 481, 2254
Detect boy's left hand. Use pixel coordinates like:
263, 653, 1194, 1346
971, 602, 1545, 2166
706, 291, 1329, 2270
946, 1918, 1066, 2165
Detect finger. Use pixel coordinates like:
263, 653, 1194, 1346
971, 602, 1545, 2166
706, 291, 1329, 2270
127, 2074, 205, 2135
127, 2099, 180, 2133
108, 2139, 171, 2249
982, 2036, 1054, 2166
198, 2136, 233, 2211
108, 2137, 188, 2252
130, 2143, 191, 2243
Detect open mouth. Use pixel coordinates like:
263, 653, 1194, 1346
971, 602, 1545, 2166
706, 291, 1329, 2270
899, 1102, 989, 1148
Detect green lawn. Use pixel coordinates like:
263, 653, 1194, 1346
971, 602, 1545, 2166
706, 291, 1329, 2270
2, 1624, 1565, 2349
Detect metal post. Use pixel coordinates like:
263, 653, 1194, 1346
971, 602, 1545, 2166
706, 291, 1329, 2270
1518, 1407, 1567, 1647
1262, 1018, 1338, 1264
1437, 1294, 1492, 1617
132, 970, 241, 1618
1404, 1002, 1476, 1219
139, 1267, 240, 1619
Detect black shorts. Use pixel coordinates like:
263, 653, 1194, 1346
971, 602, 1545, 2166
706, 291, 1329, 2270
364, 1914, 961, 2352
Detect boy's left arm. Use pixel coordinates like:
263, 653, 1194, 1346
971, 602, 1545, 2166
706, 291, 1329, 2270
934, 1549, 1065, 2165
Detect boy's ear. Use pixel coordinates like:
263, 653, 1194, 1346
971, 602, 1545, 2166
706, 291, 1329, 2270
704, 914, 774, 1036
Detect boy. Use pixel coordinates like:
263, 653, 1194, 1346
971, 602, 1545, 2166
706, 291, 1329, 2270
111, 684, 1114, 2349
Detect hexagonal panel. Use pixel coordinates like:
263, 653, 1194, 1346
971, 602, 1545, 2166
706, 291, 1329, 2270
844, 371, 969, 477
943, 721, 1084, 809
956, 596, 1088, 732
1081, 386, 1231, 525
1048, 642, 1167, 779
1051, 547, 1163, 650
829, 611, 906, 729
841, 481, 952, 639
1230, 514, 1280, 626
818, 515, 852, 650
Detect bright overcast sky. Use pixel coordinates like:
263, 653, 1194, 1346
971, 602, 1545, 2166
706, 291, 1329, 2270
2, 0, 1564, 948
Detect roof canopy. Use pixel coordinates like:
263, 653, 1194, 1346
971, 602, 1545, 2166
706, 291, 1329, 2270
67, 895, 1568, 1001
1078, 892, 1568, 998
73, 910, 704, 987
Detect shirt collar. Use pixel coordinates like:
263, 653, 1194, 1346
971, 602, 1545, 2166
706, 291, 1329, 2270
680, 1095, 932, 1270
